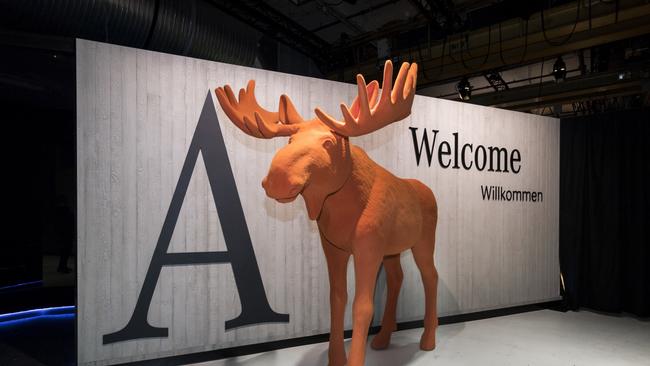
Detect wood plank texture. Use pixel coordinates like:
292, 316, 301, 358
77, 39, 560, 365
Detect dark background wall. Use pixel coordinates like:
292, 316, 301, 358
560, 107, 649, 317
0, 101, 74, 285
0, 42, 75, 311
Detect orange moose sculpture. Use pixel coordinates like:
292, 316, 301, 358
216, 60, 438, 366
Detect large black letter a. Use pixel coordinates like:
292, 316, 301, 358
103, 92, 289, 344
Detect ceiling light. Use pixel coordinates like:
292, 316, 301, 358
457, 77, 472, 101
553, 56, 567, 82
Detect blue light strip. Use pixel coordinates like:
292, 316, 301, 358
0, 280, 43, 291
0, 313, 75, 328
0, 305, 75, 324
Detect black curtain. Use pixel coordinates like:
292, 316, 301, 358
560, 108, 649, 317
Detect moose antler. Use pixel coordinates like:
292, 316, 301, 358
315, 60, 418, 137
215, 80, 303, 138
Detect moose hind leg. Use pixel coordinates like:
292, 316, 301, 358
371, 254, 403, 350
412, 234, 438, 351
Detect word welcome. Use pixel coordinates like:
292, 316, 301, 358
409, 127, 522, 174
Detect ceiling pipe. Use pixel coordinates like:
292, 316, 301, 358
0, 0, 260, 66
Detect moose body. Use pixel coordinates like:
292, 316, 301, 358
319, 146, 429, 254
216, 60, 438, 366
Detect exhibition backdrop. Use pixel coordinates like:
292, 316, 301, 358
77, 39, 560, 365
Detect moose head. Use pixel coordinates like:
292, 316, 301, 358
215, 60, 418, 220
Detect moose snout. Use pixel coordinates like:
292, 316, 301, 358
261, 172, 302, 203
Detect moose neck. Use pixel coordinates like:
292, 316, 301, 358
315, 145, 378, 249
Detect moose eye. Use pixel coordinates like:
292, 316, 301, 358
322, 139, 334, 149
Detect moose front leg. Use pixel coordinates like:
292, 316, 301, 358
348, 247, 383, 366
320, 233, 351, 366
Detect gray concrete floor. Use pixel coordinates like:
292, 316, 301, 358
195, 310, 650, 366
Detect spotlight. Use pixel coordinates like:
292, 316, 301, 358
456, 77, 472, 101
553, 56, 567, 82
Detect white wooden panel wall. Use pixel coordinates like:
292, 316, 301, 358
77, 39, 560, 365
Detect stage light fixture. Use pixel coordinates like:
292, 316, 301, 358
457, 77, 472, 101
553, 56, 567, 82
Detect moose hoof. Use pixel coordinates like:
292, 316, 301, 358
419, 329, 436, 351
370, 331, 392, 350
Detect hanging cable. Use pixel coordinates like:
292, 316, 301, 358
536, 57, 546, 114
460, 24, 491, 70
499, 19, 529, 66
427, 24, 432, 58
541, 0, 581, 46
587, 0, 591, 30
417, 40, 430, 80
447, 35, 460, 63
418, 37, 447, 83
355, 47, 360, 75
437, 37, 447, 75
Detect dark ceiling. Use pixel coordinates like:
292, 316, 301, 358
265, 0, 506, 44
0, 0, 648, 114
208, 0, 562, 73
